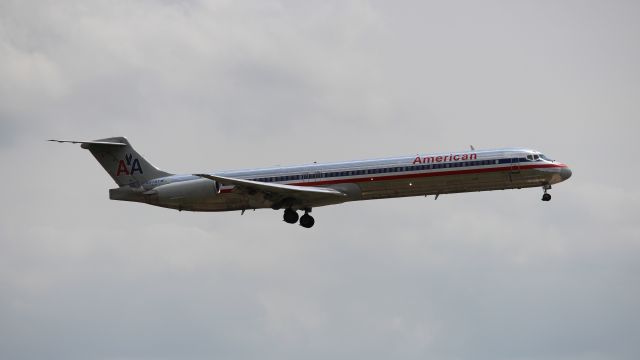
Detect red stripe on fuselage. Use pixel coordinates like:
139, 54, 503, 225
218, 163, 567, 193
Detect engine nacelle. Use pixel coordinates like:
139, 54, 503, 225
151, 178, 218, 205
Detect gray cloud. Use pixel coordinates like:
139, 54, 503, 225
1, 0, 639, 359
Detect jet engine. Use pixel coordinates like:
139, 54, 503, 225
150, 178, 218, 206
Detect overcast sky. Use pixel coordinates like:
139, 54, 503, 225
1, 0, 639, 359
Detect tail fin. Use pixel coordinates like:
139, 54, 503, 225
49, 136, 172, 187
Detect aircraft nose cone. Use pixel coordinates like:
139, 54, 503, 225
561, 166, 572, 181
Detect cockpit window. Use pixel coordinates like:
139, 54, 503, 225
539, 154, 553, 161
526, 155, 533, 161
533, 154, 540, 160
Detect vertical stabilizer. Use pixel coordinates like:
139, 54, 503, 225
49, 137, 171, 187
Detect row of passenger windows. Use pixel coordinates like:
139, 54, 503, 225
247, 158, 535, 183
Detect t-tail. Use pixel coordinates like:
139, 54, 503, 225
48, 136, 172, 187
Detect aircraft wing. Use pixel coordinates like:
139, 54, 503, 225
194, 173, 348, 208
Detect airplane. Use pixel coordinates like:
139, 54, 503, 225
49, 137, 572, 228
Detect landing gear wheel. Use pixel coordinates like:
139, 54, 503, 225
541, 184, 552, 202
299, 214, 315, 228
283, 209, 299, 224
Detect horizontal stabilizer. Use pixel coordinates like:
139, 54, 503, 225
48, 139, 127, 146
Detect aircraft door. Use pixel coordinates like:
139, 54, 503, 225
305, 170, 322, 184
509, 156, 521, 182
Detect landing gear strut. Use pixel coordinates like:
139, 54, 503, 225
542, 184, 552, 201
283, 208, 299, 224
299, 209, 315, 228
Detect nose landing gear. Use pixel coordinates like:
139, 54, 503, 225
541, 184, 552, 201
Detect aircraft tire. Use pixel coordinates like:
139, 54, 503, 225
283, 209, 299, 224
542, 193, 551, 201
299, 214, 315, 228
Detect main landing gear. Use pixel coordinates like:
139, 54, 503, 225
283, 208, 299, 224
283, 208, 315, 228
541, 184, 552, 202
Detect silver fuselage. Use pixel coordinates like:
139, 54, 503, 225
110, 148, 572, 212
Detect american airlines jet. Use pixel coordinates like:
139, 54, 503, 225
50, 137, 572, 228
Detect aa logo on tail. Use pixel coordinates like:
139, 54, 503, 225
116, 154, 143, 176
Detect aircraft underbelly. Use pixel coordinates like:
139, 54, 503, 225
358, 168, 547, 200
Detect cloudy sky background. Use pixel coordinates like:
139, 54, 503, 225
1, 0, 639, 359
